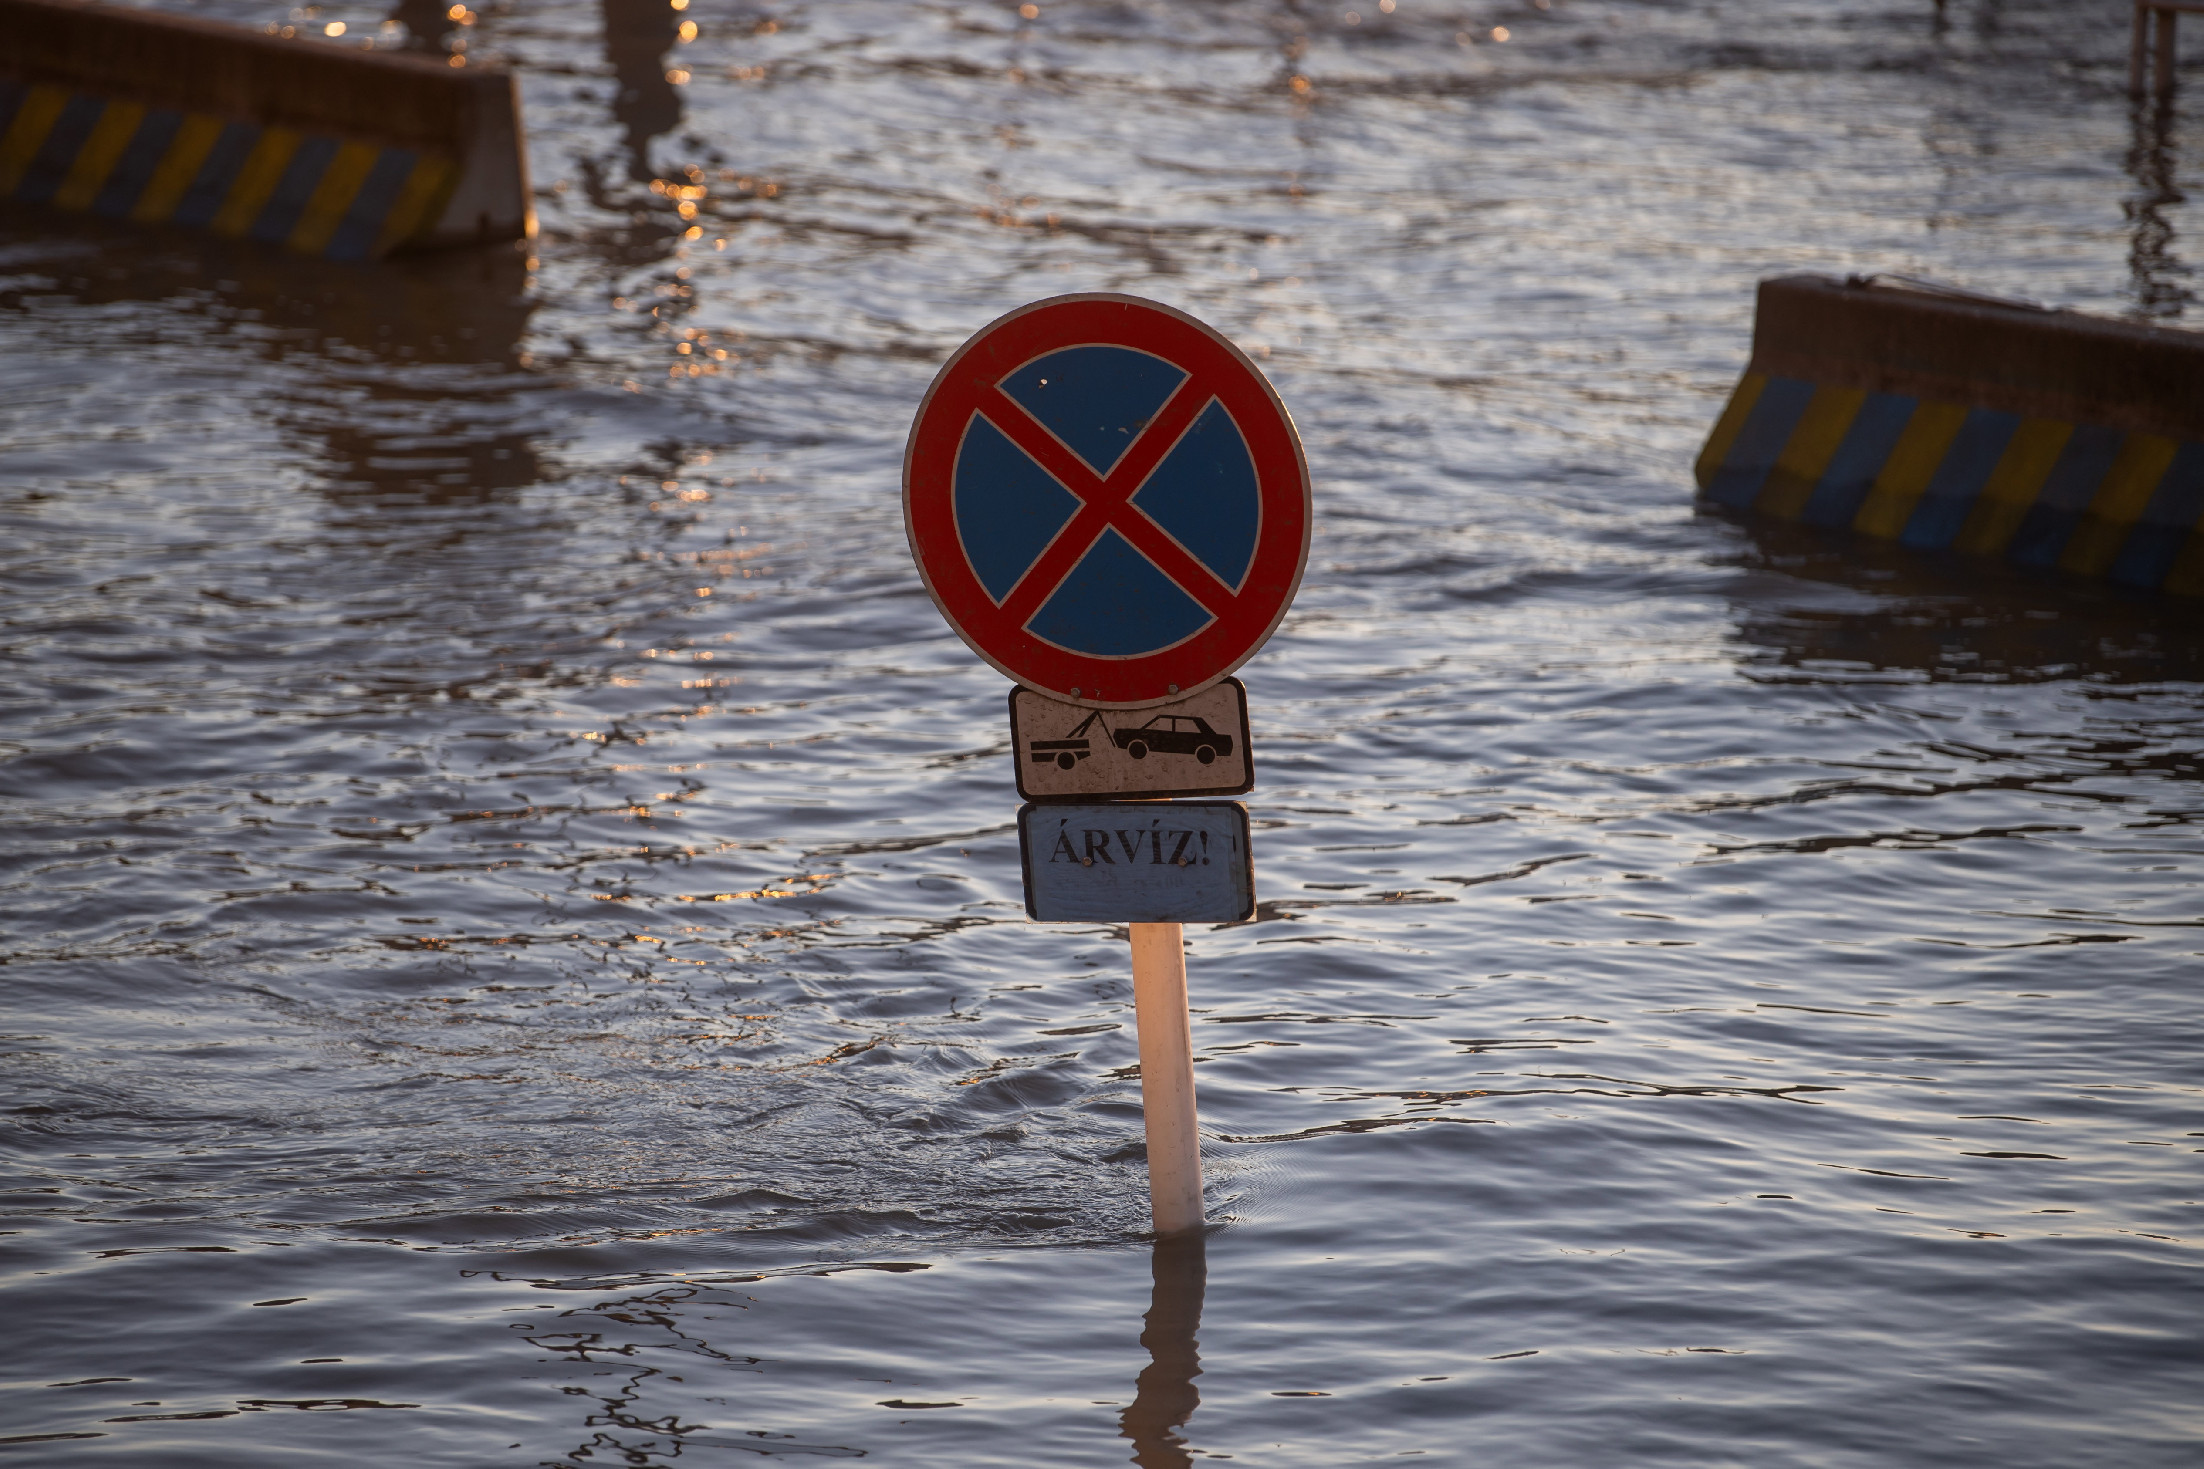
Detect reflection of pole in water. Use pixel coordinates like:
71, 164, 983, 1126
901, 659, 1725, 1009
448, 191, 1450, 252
1118, 1233, 1206, 1469
387, 0, 460, 52
605, 0, 686, 182
2126, 97, 2195, 319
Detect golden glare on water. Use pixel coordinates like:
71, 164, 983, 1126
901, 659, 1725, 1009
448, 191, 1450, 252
322, 19, 344, 35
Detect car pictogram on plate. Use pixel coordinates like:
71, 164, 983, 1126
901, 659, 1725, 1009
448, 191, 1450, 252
1114, 714, 1233, 764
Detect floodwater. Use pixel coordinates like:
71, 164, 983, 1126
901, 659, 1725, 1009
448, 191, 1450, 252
3, 0, 2201, 1463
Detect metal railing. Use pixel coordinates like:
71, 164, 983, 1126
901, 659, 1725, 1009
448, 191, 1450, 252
2132, 0, 2204, 98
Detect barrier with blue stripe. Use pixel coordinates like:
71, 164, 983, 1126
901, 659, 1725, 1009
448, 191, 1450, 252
0, 77, 454, 261
1697, 277, 2204, 597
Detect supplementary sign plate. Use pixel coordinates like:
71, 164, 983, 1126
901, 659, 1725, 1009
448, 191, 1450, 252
905, 293, 1311, 709
1019, 802, 1255, 923
1012, 678, 1252, 801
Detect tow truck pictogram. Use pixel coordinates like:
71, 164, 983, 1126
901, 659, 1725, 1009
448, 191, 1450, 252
1027, 711, 1236, 770
1028, 710, 1111, 771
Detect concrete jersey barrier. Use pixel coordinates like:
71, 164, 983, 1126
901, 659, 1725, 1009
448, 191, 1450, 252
1696, 274, 2204, 597
0, 0, 530, 260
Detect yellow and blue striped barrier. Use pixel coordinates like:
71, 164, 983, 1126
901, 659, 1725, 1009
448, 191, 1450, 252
1697, 276, 2204, 597
2, 0, 529, 261
0, 78, 455, 260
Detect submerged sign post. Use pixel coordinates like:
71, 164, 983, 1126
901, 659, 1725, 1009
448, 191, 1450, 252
905, 293, 1310, 1235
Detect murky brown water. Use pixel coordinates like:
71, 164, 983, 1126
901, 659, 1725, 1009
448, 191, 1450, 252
4, 1, 2200, 1463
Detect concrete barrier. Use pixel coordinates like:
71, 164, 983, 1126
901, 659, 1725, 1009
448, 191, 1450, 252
1697, 274, 2204, 597
0, 0, 530, 260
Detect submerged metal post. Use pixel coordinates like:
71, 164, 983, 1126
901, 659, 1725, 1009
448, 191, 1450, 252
2134, 0, 2152, 95
2134, 1, 2200, 100
1129, 921, 1203, 1236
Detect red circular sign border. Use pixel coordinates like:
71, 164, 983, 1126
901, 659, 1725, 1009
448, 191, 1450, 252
903, 293, 1311, 710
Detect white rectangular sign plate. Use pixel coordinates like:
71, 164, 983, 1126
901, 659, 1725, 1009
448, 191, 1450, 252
1018, 802, 1256, 923
1011, 680, 1253, 802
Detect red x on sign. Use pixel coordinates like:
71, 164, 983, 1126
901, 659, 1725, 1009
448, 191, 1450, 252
904, 294, 1311, 709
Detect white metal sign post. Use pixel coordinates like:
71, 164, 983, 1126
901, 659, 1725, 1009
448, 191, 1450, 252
904, 294, 1310, 1236
1130, 922, 1203, 1233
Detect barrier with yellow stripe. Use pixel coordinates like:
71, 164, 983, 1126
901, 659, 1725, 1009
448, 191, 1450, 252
0, 78, 454, 260
1697, 275, 2204, 597
2, 0, 528, 262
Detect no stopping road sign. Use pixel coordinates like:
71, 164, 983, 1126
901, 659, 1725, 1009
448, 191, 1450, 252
904, 294, 1311, 709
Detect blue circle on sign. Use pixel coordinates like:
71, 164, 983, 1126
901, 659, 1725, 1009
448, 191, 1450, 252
950, 344, 1262, 660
